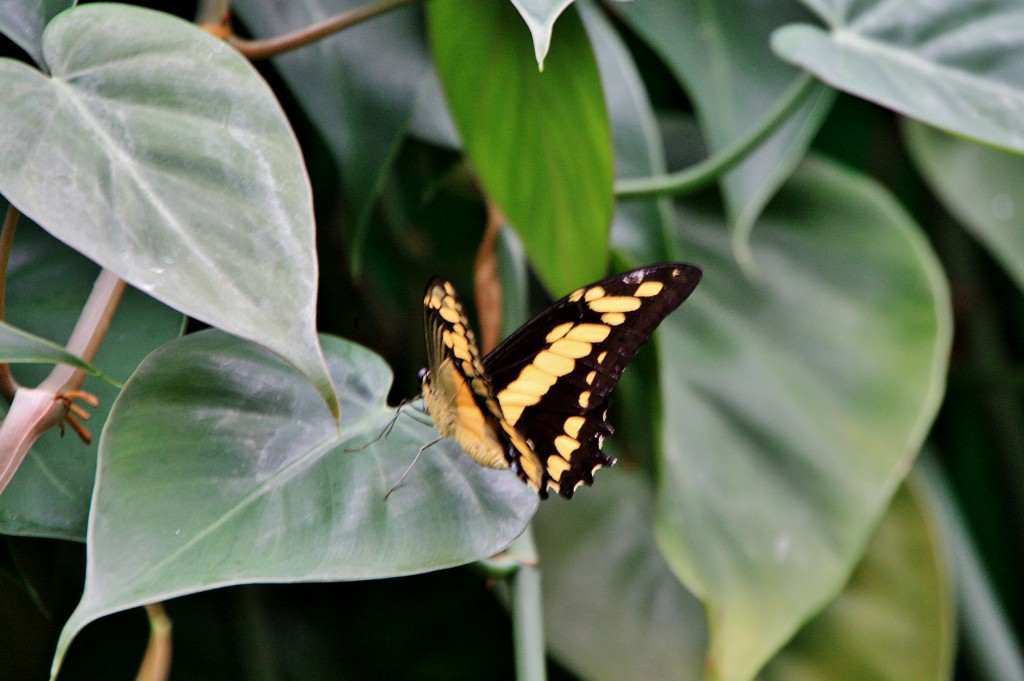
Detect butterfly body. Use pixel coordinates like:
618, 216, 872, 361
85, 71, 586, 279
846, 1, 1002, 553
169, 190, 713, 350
422, 263, 702, 499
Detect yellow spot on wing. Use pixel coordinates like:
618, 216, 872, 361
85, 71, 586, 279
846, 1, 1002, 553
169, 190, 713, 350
585, 370, 596, 385
579, 391, 591, 408
504, 376, 554, 398
439, 306, 461, 323
584, 286, 606, 302
635, 280, 664, 297
588, 296, 641, 313
555, 434, 580, 458
546, 455, 571, 481
568, 288, 585, 303
601, 312, 626, 326
566, 323, 610, 343
498, 391, 542, 407
545, 321, 575, 343
503, 403, 525, 425
511, 365, 558, 393
596, 351, 608, 364
550, 338, 591, 359
535, 350, 575, 376
564, 415, 585, 438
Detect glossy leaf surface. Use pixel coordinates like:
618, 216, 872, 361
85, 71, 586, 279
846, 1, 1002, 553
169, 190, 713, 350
53, 331, 537, 673
656, 157, 950, 680
773, 0, 1024, 152
0, 5, 337, 414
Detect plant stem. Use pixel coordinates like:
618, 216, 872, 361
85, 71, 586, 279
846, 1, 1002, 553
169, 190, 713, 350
195, 0, 229, 27
474, 201, 504, 355
615, 72, 819, 199
39, 269, 125, 393
510, 526, 546, 681
230, 0, 421, 60
0, 205, 20, 400
136, 603, 173, 681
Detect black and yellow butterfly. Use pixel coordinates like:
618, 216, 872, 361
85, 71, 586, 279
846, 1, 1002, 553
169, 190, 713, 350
421, 263, 702, 499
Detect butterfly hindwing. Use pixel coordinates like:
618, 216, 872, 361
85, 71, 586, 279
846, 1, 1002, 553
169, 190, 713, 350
421, 278, 510, 471
421, 263, 701, 499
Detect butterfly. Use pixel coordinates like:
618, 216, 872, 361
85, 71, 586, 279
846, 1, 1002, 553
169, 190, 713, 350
421, 263, 702, 499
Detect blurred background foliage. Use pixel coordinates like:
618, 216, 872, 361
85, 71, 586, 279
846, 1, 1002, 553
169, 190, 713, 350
1, 0, 1023, 680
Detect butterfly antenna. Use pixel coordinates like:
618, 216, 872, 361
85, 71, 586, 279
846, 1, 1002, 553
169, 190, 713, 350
384, 436, 442, 500
344, 397, 416, 452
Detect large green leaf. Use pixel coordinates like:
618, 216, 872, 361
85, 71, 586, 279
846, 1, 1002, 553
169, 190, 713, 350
0, 0, 71, 67
533, 468, 952, 681
656, 157, 951, 681
579, 1, 673, 266
0, 5, 337, 415
52, 331, 537, 674
904, 121, 1024, 292
773, 0, 1024, 153
0, 218, 183, 541
231, 0, 430, 271
612, 0, 835, 262
761, 477, 955, 681
534, 471, 706, 680
429, 0, 613, 295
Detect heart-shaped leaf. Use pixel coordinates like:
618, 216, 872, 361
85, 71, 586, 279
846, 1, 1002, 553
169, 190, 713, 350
0, 5, 337, 415
52, 331, 536, 674
655, 157, 951, 681
773, 0, 1024, 153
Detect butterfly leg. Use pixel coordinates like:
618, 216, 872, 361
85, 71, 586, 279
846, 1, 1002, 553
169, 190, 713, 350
344, 397, 423, 452
384, 435, 443, 500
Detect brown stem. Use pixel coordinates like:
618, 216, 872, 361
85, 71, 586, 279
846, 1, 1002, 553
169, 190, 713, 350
195, 0, 229, 27
0, 205, 20, 400
136, 602, 173, 681
39, 269, 126, 394
230, 0, 420, 60
474, 202, 504, 355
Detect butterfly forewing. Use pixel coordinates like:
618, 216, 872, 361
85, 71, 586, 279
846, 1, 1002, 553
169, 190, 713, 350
421, 263, 702, 499
482, 263, 702, 498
